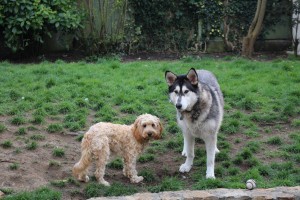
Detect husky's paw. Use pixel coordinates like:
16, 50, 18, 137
206, 174, 216, 179
215, 148, 220, 154
181, 150, 187, 157
179, 163, 192, 173
100, 180, 110, 187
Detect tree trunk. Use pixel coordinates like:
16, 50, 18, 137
242, 0, 267, 58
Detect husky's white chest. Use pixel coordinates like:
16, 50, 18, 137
177, 114, 216, 138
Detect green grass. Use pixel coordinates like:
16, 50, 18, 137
2, 187, 61, 200
84, 182, 138, 198
0, 57, 299, 199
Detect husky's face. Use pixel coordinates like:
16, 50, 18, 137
165, 68, 199, 112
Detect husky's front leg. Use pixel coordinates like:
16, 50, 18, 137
179, 132, 195, 173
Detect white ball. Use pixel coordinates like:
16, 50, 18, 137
246, 179, 256, 190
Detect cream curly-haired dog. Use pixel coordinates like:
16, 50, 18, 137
73, 114, 163, 186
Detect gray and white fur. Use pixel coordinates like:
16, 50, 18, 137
165, 68, 224, 179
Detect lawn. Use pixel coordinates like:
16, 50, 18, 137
0, 56, 299, 199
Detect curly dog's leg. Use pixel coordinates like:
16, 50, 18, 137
123, 155, 143, 183
73, 148, 91, 182
94, 138, 110, 186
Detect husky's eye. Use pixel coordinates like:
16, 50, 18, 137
184, 90, 189, 94
174, 91, 179, 94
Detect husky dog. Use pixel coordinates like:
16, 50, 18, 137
165, 68, 224, 179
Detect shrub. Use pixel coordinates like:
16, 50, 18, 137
0, 0, 84, 52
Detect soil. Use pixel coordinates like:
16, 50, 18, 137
0, 51, 297, 200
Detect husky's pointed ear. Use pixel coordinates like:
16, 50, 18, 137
165, 71, 177, 86
187, 68, 198, 85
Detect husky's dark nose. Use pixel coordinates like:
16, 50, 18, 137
176, 103, 182, 109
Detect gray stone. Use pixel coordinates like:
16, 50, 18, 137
88, 186, 300, 200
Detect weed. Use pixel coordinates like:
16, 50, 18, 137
49, 160, 61, 168
75, 134, 84, 142
221, 119, 240, 134
165, 121, 180, 134
1, 140, 13, 148
30, 134, 45, 141
0, 188, 14, 195
15, 127, 26, 135
47, 124, 63, 133
14, 148, 22, 154
228, 167, 240, 176
246, 141, 261, 153
0, 124, 6, 133
216, 151, 230, 162
31, 115, 44, 124
240, 148, 253, 159
52, 147, 65, 157
50, 180, 66, 188
107, 158, 123, 169
138, 169, 156, 182
283, 144, 300, 154
11, 116, 26, 125
138, 153, 155, 163
58, 102, 75, 114
291, 119, 300, 127
266, 136, 283, 145
233, 155, 243, 165
9, 162, 19, 170
26, 141, 38, 150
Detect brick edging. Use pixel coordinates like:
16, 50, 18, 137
88, 186, 300, 200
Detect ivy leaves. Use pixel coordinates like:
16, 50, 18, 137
0, 0, 84, 52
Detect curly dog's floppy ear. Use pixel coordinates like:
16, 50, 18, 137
154, 118, 163, 140
131, 116, 144, 143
